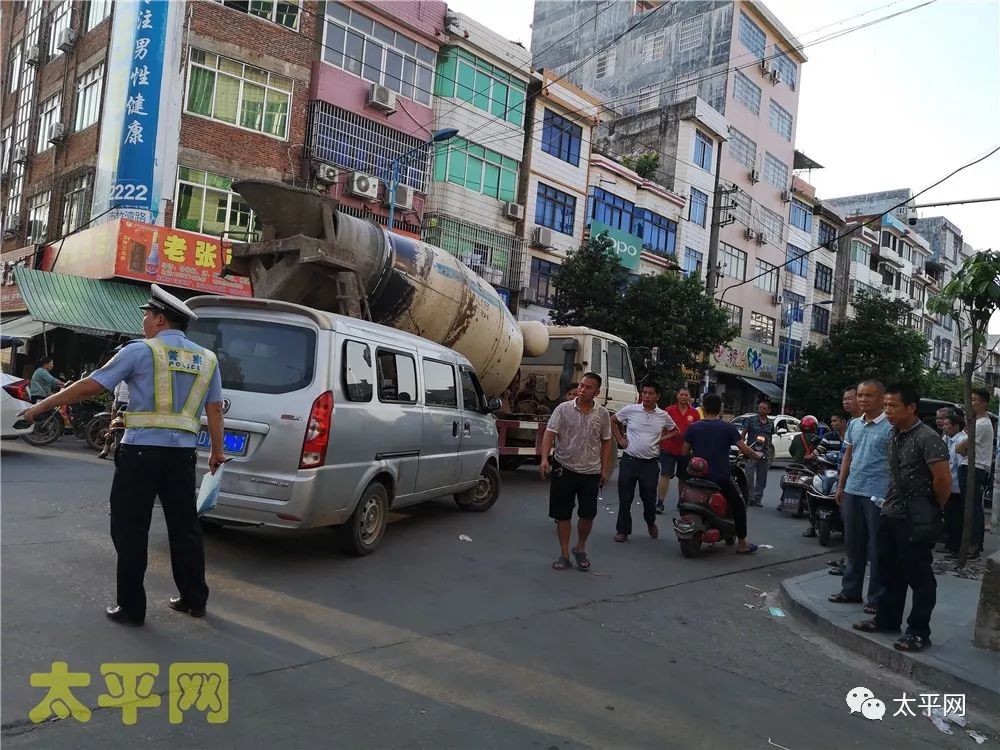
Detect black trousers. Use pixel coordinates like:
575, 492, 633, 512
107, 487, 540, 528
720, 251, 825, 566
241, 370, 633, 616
949, 465, 986, 551
874, 516, 936, 639
111, 445, 208, 618
718, 477, 748, 539
616, 455, 659, 535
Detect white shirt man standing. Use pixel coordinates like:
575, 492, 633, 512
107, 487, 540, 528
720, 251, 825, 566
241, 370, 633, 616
953, 388, 994, 558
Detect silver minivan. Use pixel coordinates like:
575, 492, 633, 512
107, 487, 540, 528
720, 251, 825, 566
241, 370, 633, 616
185, 296, 502, 555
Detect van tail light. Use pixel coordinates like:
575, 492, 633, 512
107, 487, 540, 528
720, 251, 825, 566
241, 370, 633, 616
3, 379, 30, 402
299, 391, 333, 469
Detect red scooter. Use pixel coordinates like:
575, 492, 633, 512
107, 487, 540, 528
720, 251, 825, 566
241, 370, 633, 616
672, 456, 743, 558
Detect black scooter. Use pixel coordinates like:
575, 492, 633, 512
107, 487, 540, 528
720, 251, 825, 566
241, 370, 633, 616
805, 451, 843, 546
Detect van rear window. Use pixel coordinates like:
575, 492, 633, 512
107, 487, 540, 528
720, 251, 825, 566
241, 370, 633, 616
188, 319, 316, 394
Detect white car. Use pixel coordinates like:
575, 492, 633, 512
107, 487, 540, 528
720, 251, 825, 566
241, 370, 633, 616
1, 373, 35, 438
730, 413, 803, 461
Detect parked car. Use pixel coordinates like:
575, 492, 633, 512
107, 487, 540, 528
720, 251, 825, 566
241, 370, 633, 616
730, 414, 829, 461
1, 374, 34, 439
185, 296, 503, 556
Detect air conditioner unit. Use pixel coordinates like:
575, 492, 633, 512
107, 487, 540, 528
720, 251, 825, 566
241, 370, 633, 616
388, 183, 414, 211
57, 27, 77, 53
780, 189, 791, 203
771, 68, 782, 85
503, 201, 525, 221
749, 168, 760, 184
755, 232, 766, 246
347, 172, 379, 200
826, 239, 837, 252
47, 122, 66, 145
13, 145, 28, 164
760, 58, 773, 77
312, 162, 338, 185
743, 227, 756, 240
25, 44, 40, 66
366, 83, 397, 113
521, 286, 538, 303
772, 294, 783, 306
531, 226, 553, 248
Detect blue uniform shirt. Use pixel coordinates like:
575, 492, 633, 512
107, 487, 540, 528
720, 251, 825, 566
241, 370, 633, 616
91, 330, 223, 448
843, 412, 892, 498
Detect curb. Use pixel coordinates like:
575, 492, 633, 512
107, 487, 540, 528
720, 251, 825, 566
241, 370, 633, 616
779, 576, 999, 710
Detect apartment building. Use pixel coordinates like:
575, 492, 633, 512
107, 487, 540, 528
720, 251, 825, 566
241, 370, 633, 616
420, 11, 531, 305
914, 215, 966, 367
532, 0, 806, 412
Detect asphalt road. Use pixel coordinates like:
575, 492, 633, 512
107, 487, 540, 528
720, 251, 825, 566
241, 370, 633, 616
1, 440, 990, 749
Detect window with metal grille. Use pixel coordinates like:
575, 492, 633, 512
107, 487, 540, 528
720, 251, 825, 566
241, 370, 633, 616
310, 101, 429, 191
74, 64, 104, 132
727, 128, 756, 169
789, 198, 812, 232
174, 166, 261, 241
421, 214, 525, 290
762, 152, 788, 188
595, 47, 616, 80
26, 191, 50, 244
689, 188, 708, 227
768, 99, 793, 141
637, 85, 659, 112
214, 0, 300, 29
529, 257, 559, 307
818, 221, 837, 248
739, 12, 766, 59
36, 95, 60, 154
720, 243, 746, 281
432, 137, 518, 202
719, 301, 743, 329
786, 243, 809, 277
814, 263, 833, 293
536, 183, 576, 235
641, 29, 666, 62
678, 15, 704, 52
48, 2, 71, 59
774, 52, 797, 89
749, 312, 775, 345
733, 70, 761, 115
61, 172, 93, 235
435, 47, 527, 126
758, 206, 784, 244
755, 260, 778, 293
542, 109, 582, 166
811, 306, 830, 334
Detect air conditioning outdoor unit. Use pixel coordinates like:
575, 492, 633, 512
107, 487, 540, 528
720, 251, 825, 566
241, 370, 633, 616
47, 122, 66, 145
57, 27, 78, 53
367, 83, 397, 113
531, 226, 553, 248
760, 58, 773, 77
755, 232, 766, 245
388, 183, 415, 210
521, 286, 538, 303
749, 168, 760, 184
780, 189, 791, 203
771, 68, 782, 85
312, 162, 338, 184
13, 145, 28, 164
25, 44, 40, 66
772, 294, 783, 306
744, 227, 756, 241
347, 172, 379, 200
503, 201, 525, 221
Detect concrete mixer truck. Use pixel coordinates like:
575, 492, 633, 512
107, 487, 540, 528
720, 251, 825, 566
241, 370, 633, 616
220, 181, 638, 469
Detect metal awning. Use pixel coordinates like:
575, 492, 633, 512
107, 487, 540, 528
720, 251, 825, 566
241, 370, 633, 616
13, 268, 147, 337
738, 376, 784, 402
1, 315, 49, 339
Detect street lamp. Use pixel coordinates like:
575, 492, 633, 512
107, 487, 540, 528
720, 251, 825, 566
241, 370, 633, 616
386, 128, 459, 235
780, 298, 834, 414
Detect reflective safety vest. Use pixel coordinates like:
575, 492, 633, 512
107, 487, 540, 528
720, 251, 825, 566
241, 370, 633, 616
125, 338, 218, 433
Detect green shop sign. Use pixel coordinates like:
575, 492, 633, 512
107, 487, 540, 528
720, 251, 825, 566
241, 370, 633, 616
590, 221, 642, 271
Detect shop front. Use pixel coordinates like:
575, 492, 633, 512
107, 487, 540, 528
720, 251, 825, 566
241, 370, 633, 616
710, 337, 781, 417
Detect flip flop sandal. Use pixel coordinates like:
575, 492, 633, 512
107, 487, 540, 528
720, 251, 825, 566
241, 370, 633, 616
863, 604, 878, 615
736, 543, 759, 554
571, 548, 591, 570
614, 533, 628, 543
552, 556, 572, 571
852, 619, 899, 633
893, 634, 929, 652
828, 592, 862, 604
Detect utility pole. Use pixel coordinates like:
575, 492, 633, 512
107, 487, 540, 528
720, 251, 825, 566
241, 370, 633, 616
705, 139, 726, 298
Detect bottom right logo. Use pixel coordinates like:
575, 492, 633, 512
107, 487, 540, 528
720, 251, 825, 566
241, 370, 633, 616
845, 687, 965, 721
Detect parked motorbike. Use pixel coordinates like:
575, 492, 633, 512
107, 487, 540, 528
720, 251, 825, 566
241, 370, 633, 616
673, 456, 746, 558
21, 408, 65, 447
806, 451, 843, 546
778, 463, 816, 517
66, 397, 105, 440
85, 410, 126, 455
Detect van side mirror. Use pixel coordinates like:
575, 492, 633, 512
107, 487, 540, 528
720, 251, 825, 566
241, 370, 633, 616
486, 396, 502, 413
776, 428, 788, 435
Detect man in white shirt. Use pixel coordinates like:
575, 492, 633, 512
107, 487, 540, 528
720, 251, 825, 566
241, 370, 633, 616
611, 382, 678, 542
953, 388, 994, 558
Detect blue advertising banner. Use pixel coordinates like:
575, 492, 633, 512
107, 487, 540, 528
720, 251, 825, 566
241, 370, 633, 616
110, 0, 169, 219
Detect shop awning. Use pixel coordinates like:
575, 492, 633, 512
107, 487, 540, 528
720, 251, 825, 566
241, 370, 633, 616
738, 376, 784, 402
13, 268, 147, 337
1, 315, 49, 339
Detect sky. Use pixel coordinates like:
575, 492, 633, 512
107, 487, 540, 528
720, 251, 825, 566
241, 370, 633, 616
445, 0, 1000, 328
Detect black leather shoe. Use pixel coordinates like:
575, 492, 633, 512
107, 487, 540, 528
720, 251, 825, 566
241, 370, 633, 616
168, 597, 206, 618
106, 605, 144, 627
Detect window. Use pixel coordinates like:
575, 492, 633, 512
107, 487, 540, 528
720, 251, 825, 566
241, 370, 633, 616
637, 85, 659, 112
720, 243, 746, 281
541, 109, 582, 166
783, 291, 805, 324
749, 312, 775, 345
433, 137, 518, 202
48, 2, 71, 59
779, 336, 802, 365
789, 198, 812, 232
881, 231, 898, 251
899, 241, 912, 262
26, 191, 50, 243
814, 263, 833, 294
215, 0, 300, 29
590, 339, 602, 374
174, 167, 261, 240
435, 47, 527, 126
529, 257, 558, 306
688, 188, 708, 227
758, 206, 784, 244
678, 15, 704, 52
786, 243, 808, 277
8, 42, 21, 96
632, 209, 677, 256
641, 29, 666, 62
376, 350, 417, 403
762, 152, 788, 189
535, 183, 576, 235
74, 64, 104, 131
720, 301, 743, 329
342, 341, 374, 402
728, 127, 756, 169
733, 70, 761, 114
693, 130, 713, 171
607, 342, 634, 384
1, 127, 10, 173
595, 47, 616, 80
87, 0, 112, 30
818, 221, 837, 249
61, 173, 93, 234
774, 52, 798, 89
768, 100, 793, 141
851, 239, 870, 266
739, 11, 767, 59
811, 306, 830, 334
36, 96, 61, 153
755, 260, 778, 293
682, 247, 703, 279
460, 369, 485, 413
186, 50, 292, 139
423, 360, 458, 408
590, 187, 634, 231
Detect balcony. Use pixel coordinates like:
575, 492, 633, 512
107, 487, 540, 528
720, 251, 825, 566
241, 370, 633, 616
876, 244, 903, 268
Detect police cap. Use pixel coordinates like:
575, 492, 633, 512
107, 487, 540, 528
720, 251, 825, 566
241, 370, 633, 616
139, 284, 198, 322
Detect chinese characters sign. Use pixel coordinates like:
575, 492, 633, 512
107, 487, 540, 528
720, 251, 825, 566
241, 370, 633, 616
115, 220, 251, 296
712, 336, 779, 379
110, 1, 168, 220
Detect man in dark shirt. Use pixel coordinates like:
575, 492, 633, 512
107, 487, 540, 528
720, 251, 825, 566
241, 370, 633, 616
684, 393, 764, 554
853, 383, 951, 652
741, 399, 775, 506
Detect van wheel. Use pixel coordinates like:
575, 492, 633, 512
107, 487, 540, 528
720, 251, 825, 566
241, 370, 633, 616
337, 482, 388, 556
455, 463, 500, 512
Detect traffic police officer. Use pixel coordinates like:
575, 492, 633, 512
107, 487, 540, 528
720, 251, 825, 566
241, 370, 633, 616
23, 285, 226, 627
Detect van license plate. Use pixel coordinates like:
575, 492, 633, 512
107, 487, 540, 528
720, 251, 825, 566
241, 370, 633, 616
198, 429, 249, 456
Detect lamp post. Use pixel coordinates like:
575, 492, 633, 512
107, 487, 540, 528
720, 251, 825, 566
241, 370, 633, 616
386, 128, 459, 235
780, 298, 834, 414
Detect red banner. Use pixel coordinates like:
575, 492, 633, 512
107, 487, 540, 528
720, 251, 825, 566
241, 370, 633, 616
113, 221, 251, 297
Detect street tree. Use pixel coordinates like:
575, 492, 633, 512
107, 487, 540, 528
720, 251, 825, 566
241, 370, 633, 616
927, 249, 1000, 567
550, 231, 629, 333
787, 291, 928, 419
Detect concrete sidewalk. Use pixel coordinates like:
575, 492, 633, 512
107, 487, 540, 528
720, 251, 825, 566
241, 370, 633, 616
781, 560, 1000, 710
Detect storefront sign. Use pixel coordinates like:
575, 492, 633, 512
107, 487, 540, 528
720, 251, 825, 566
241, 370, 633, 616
0, 246, 37, 313
114, 221, 251, 296
712, 337, 779, 379
590, 221, 642, 271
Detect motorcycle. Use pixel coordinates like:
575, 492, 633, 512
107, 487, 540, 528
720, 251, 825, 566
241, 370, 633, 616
673, 456, 746, 558
806, 451, 844, 546
778, 463, 816, 518
85, 409, 126, 455
21, 408, 65, 447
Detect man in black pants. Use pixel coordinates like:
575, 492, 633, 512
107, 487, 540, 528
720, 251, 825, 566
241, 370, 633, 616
683, 393, 763, 553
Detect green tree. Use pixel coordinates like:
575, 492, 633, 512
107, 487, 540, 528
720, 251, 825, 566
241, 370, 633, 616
550, 231, 629, 332
787, 291, 928, 419
622, 152, 660, 180
919, 368, 966, 404
927, 249, 1000, 567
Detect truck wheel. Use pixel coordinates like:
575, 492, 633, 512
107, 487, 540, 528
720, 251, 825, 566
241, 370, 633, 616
818, 518, 832, 547
337, 482, 388, 556
679, 533, 702, 558
455, 463, 500, 512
